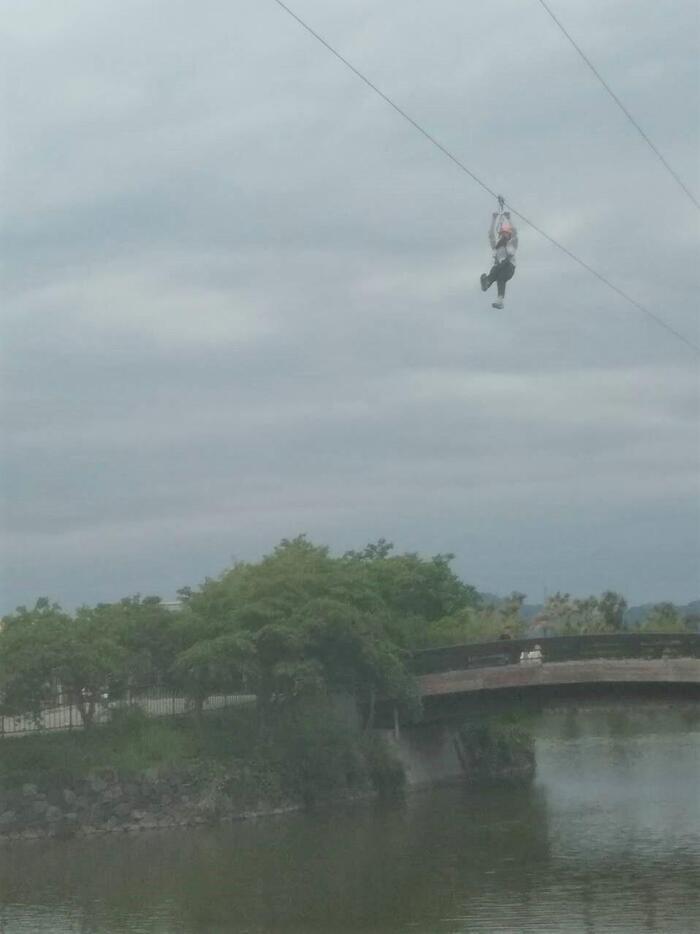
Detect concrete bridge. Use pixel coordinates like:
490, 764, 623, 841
410, 633, 700, 718
377, 633, 700, 787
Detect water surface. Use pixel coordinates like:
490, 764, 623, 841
1, 706, 698, 933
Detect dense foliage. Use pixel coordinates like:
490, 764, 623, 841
457, 716, 536, 783
0, 538, 480, 728
1, 538, 696, 731
0, 704, 406, 805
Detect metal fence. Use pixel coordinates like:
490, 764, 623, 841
0, 686, 255, 738
411, 632, 700, 675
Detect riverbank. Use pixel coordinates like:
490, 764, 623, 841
0, 706, 534, 842
0, 703, 398, 842
0, 763, 309, 842
3, 720, 699, 934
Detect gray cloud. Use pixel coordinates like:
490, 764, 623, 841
2, 0, 699, 611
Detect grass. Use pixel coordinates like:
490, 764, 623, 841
0, 708, 201, 789
0, 702, 406, 804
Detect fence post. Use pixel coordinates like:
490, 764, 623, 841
69, 700, 73, 731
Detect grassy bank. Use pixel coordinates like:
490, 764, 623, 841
0, 708, 536, 846
0, 703, 405, 808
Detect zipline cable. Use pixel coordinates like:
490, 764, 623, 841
269, 0, 700, 356
271, 0, 499, 202
534, 0, 700, 211
503, 200, 699, 353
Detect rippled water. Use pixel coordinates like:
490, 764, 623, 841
1, 707, 699, 933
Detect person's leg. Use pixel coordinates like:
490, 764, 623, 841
491, 262, 515, 308
481, 264, 499, 291
496, 262, 515, 298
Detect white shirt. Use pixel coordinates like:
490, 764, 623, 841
489, 214, 518, 266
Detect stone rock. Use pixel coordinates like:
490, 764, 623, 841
46, 787, 65, 807
103, 784, 123, 802
63, 789, 78, 807
46, 805, 63, 822
20, 829, 42, 840
22, 783, 38, 797
0, 810, 16, 831
90, 767, 118, 785
49, 820, 76, 840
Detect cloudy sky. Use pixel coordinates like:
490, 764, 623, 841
2, 0, 699, 613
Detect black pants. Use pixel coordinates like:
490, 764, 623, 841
485, 260, 515, 298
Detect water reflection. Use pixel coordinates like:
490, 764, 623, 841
1, 706, 698, 933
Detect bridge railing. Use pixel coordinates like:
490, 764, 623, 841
410, 633, 700, 676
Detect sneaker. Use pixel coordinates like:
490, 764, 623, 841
492, 299, 504, 309
480, 274, 489, 292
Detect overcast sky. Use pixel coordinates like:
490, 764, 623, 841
2, 0, 699, 613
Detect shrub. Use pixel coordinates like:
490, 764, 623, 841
458, 716, 535, 783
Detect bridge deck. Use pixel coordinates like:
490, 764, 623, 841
418, 658, 700, 697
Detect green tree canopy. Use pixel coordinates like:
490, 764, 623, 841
0, 537, 480, 731
174, 537, 470, 722
88, 595, 183, 685
536, 591, 629, 635
642, 602, 688, 632
0, 599, 125, 728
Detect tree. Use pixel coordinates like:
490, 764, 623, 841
185, 537, 366, 631
184, 534, 479, 649
165, 536, 483, 730
0, 599, 68, 721
89, 595, 183, 686
419, 592, 527, 647
352, 546, 480, 632
642, 602, 687, 632
0, 600, 126, 728
537, 592, 617, 635
171, 631, 256, 722
301, 597, 419, 727
598, 591, 628, 631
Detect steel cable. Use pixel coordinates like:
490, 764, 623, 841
269, 0, 700, 355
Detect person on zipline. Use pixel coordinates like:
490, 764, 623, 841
480, 208, 518, 309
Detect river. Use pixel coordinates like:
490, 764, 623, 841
1, 706, 698, 933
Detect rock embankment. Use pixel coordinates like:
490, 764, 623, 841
0, 766, 296, 842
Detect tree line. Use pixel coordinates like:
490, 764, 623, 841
0, 537, 695, 729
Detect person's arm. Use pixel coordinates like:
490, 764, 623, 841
510, 227, 518, 252
489, 213, 499, 249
